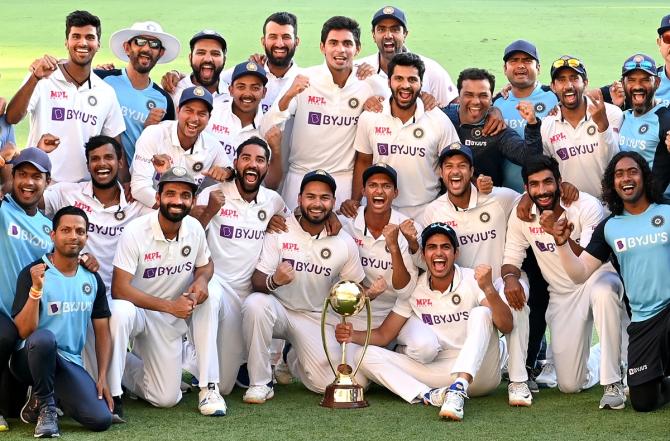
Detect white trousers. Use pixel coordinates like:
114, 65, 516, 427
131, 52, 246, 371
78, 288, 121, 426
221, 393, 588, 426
281, 168, 352, 211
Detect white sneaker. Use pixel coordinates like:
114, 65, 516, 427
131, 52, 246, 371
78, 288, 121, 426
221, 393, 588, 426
508, 382, 533, 407
243, 385, 275, 404
422, 387, 448, 407
535, 362, 558, 388
274, 360, 294, 385
198, 387, 227, 416
439, 383, 468, 421
599, 382, 626, 410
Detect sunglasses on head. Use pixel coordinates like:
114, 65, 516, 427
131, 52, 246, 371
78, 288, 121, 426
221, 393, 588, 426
130, 37, 162, 49
623, 60, 655, 72
552, 58, 582, 69
662, 33, 670, 45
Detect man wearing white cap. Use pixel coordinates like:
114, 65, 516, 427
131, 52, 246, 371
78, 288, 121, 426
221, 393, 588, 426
97, 21, 180, 164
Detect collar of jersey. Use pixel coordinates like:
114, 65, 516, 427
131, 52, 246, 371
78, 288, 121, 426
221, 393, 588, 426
424, 264, 463, 295
122, 68, 153, 91
82, 181, 130, 210
354, 205, 405, 239
54, 64, 96, 90
291, 212, 327, 239
386, 97, 425, 122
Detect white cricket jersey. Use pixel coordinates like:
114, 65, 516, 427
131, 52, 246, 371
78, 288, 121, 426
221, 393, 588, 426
130, 120, 231, 208
43, 181, 153, 298
541, 98, 622, 199
206, 100, 263, 160
393, 267, 486, 351
171, 75, 230, 111
24, 68, 125, 183
355, 98, 459, 208
503, 193, 605, 295
222, 62, 302, 113
260, 63, 388, 174
422, 185, 520, 279
196, 180, 289, 297
356, 52, 458, 106
256, 213, 365, 313
339, 207, 418, 323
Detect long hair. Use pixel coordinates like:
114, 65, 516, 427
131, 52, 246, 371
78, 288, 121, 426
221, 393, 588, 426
601, 151, 660, 215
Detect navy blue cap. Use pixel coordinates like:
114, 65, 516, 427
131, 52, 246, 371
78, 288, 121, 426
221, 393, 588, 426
158, 166, 198, 192
438, 142, 474, 166
503, 40, 539, 62
421, 222, 459, 250
231, 61, 268, 85
10, 147, 52, 173
363, 163, 398, 187
658, 14, 670, 35
550, 55, 587, 81
179, 86, 213, 112
300, 169, 337, 195
372, 6, 407, 29
622, 53, 658, 77
189, 29, 227, 52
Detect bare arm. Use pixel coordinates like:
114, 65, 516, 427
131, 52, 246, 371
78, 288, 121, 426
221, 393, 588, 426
336, 311, 408, 347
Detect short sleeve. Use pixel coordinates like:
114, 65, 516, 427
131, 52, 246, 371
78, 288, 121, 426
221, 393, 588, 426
91, 272, 111, 319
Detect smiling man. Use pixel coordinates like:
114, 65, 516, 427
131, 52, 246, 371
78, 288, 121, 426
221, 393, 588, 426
5, 10, 125, 183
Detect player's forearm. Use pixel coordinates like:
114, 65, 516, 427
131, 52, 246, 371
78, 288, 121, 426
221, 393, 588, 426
389, 248, 411, 290
251, 269, 272, 294
500, 264, 521, 279
93, 317, 113, 379
5, 76, 38, 124
14, 297, 40, 339
482, 286, 513, 334
112, 280, 172, 313
130, 177, 158, 208
265, 149, 283, 190
277, 93, 295, 112
193, 260, 214, 285
556, 242, 595, 284
351, 153, 371, 201
191, 205, 217, 229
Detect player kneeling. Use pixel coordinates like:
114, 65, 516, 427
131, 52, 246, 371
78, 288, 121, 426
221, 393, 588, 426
335, 222, 513, 421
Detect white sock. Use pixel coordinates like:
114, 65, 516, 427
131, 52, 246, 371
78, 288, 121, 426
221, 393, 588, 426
453, 377, 470, 393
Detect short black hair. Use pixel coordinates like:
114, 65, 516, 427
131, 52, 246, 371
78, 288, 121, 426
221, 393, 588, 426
457, 68, 496, 94
521, 155, 561, 185
602, 151, 661, 215
263, 12, 298, 36
84, 135, 122, 161
236, 136, 271, 160
65, 10, 101, 39
388, 52, 425, 81
321, 16, 361, 48
53, 205, 89, 231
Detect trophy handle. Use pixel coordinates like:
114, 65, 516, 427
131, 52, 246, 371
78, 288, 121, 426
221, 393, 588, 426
321, 297, 338, 377
351, 296, 372, 378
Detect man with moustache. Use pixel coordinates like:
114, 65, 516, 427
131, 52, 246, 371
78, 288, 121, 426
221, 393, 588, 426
5, 10, 125, 184
96, 21, 179, 164
192, 136, 289, 396
42, 136, 152, 421
241, 170, 386, 403
553, 151, 670, 412
112, 167, 227, 416
261, 16, 388, 209
357, 6, 457, 107
541, 56, 622, 199
342, 53, 458, 220
616, 54, 670, 198
501, 155, 627, 409
131, 86, 232, 209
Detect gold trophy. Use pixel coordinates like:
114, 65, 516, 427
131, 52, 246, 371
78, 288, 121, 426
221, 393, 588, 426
320, 280, 371, 408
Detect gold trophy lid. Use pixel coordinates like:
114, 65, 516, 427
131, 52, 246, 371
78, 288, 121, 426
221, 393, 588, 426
328, 280, 366, 317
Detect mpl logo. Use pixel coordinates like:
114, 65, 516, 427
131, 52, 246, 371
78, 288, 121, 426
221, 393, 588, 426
74, 200, 92, 213
144, 251, 162, 262
550, 132, 566, 143
51, 107, 66, 121
282, 242, 300, 251
211, 124, 230, 135
48, 302, 61, 316
50, 91, 68, 99
416, 298, 432, 307
307, 112, 322, 125
375, 127, 391, 135
219, 208, 239, 219
307, 96, 327, 105
377, 143, 389, 155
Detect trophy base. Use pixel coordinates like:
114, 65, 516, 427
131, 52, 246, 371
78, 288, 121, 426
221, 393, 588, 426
320, 383, 368, 409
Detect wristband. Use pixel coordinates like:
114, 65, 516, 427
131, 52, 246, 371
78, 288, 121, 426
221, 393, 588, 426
29, 287, 43, 300
502, 273, 519, 280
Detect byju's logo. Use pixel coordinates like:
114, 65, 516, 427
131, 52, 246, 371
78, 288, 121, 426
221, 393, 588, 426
308, 112, 322, 125
143, 267, 157, 278
220, 225, 234, 238
48, 302, 61, 316
51, 107, 65, 121
8, 224, 20, 237
377, 143, 389, 155
556, 148, 569, 161
421, 313, 433, 325
615, 238, 627, 252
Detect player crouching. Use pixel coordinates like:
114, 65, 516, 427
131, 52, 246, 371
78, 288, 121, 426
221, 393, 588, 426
335, 222, 513, 421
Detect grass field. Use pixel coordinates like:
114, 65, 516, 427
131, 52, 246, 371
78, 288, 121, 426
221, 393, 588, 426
2, 1, 670, 439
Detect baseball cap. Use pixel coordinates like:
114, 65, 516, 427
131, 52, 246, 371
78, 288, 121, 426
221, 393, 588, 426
109, 21, 180, 64
438, 142, 474, 167
362, 163, 398, 187
503, 40, 539, 62
189, 29, 227, 52
300, 169, 337, 195
231, 61, 268, 86
550, 55, 587, 81
10, 147, 52, 174
621, 53, 658, 77
178, 86, 213, 112
158, 166, 198, 192
371, 5, 407, 29
421, 222, 459, 250
657, 14, 670, 35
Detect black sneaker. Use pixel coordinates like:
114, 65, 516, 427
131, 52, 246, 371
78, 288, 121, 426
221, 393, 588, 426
34, 406, 59, 438
20, 387, 39, 424
526, 366, 540, 394
112, 396, 126, 424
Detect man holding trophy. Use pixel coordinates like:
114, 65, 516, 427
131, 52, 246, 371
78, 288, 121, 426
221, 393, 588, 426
242, 170, 386, 404
335, 222, 514, 421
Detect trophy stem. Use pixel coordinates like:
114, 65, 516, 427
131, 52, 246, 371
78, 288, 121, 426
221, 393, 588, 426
340, 316, 347, 367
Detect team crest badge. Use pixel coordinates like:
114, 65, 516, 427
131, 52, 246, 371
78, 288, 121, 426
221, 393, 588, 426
181, 246, 192, 257
82, 283, 92, 295
587, 125, 596, 136
452, 294, 461, 305
639, 124, 649, 135
349, 98, 359, 109
471, 128, 483, 139
413, 128, 424, 139
534, 102, 546, 113
42, 225, 52, 234
114, 210, 126, 221
247, 62, 258, 71
258, 210, 267, 221
315, 169, 328, 175
88, 95, 97, 106
320, 248, 332, 259
633, 55, 644, 63
383, 6, 395, 14
172, 166, 187, 177
652, 215, 665, 228
192, 162, 204, 173
193, 87, 205, 97
146, 100, 156, 110
480, 212, 491, 223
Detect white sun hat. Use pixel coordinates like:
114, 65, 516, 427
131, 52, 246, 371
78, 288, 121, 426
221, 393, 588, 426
109, 21, 180, 64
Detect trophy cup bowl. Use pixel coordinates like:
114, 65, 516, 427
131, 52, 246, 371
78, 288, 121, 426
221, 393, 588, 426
320, 280, 372, 409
